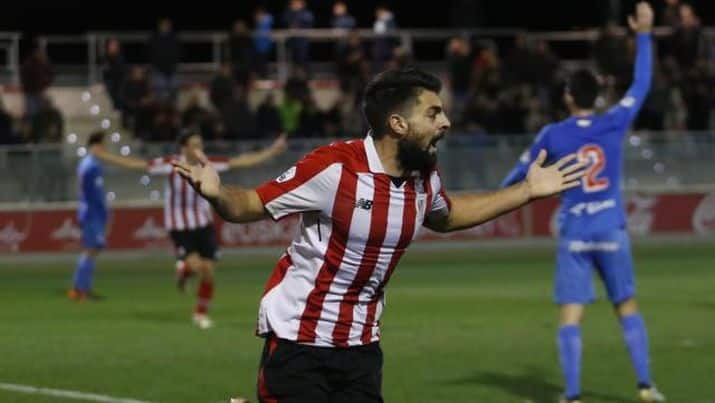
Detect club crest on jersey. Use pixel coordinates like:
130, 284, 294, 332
354, 198, 373, 210
276, 166, 297, 183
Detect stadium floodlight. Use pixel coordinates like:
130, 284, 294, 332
67, 133, 78, 144
654, 162, 665, 174
76, 147, 87, 157
140, 175, 151, 186
629, 135, 641, 147
81, 91, 91, 102
101, 119, 111, 129
90, 105, 101, 115
150, 190, 161, 200
106, 192, 116, 201
120, 146, 131, 156
111, 132, 121, 143
641, 149, 653, 160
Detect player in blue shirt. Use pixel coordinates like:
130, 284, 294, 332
69, 132, 108, 301
501, 3, 665, 402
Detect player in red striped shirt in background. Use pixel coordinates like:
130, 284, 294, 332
94, 130, 286, 329
174, 68, 587, 402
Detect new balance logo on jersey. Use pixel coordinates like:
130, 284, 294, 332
354, 198, 373, 210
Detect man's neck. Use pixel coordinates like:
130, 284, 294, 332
373, 135, 404, 177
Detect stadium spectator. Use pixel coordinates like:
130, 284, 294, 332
283, 0, 314, 70
227, 20, 253, 88
669, 3, 705, 73
386, 46, 411, 70
255, 94, 283, 139
121, 66, 153, 137
220, 88, 257, 139
504, 34, 532, 86
20, 47, 54, 120
209, 63, 236, 112
279, 94, 302, 136
331, 1, 357, 59
661, 0, 681, 28
151, 101, 181, 142
0, 94, 19, 145
372, 4, 398, 70
635, 68, 671, 130
593, 22, 631, 89
336, 30, 370, 95
321, 97, 345, 137
296, 96, 324, 137
253, 6, 274, 78
31, 96, 66, 201
181, 89, 214, 138
530, 40, 559, 89
28, 96, 64, 143
102, 38, 126, 112
148, 18, 182, 102
331, 1, 356, 31
447, 37, 473, 120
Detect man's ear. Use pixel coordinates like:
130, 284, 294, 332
388, 114, 408, 136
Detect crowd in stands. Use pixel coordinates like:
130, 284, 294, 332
0, 0, 713, 146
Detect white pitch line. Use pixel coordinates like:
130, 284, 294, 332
0, 382, 155, 403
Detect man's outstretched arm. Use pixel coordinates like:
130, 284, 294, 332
425, 151, 585, 233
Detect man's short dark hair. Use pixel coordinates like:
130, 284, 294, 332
178, 128, 201, 146
567, 69, 600, 109
87, 131, 105, 147
362, 68, 442, 139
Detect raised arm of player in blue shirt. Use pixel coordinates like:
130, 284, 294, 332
607, 32, 652, 126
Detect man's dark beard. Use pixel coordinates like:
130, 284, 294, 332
397, 137, 437, 174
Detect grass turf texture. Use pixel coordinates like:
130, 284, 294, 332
1, 243, 713, 403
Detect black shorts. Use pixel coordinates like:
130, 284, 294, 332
169, 225, 218, 261
258, 336, 383, 403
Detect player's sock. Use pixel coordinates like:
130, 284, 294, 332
620, 313, 652, 388
194, 279, 214, 315
72, 254, 95, 292
557, 324, 582, 399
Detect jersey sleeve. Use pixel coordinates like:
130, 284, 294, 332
606, 32, 653, 127
207, 156, 230, 173
427, 170, 452, 219
255, 147, 341, 220
147, 157, 174, 175
500, 125, 551, 188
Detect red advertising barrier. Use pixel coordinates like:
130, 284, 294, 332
1, 192, 713, 253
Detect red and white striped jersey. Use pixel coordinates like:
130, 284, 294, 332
255, 135, 452, 347
147, 155, 230, 231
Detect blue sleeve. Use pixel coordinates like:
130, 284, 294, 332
607, 33, 653, 125
500, 126, 551, 188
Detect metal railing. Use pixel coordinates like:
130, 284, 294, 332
19, 26, 713, 86
0, 132, 713, 205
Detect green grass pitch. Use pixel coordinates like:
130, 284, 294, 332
1, 242, 713, 402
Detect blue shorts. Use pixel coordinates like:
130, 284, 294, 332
81, 219, 106, 249
554, 229, 635, 305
